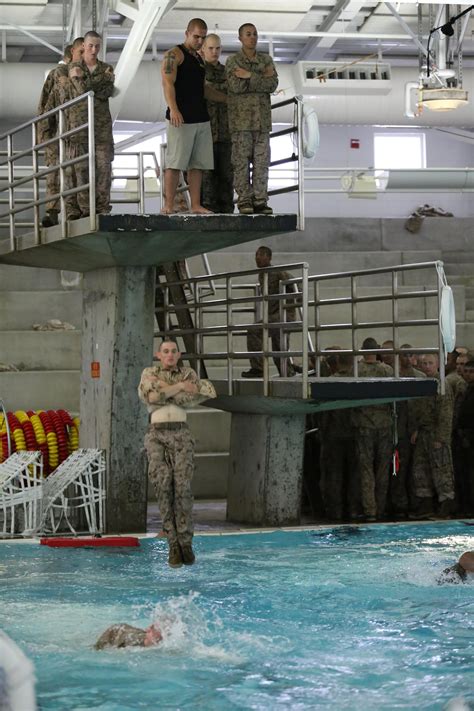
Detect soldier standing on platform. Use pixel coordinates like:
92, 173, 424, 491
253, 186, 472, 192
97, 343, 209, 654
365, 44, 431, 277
40, 37, 87, 220
201, 34, 234, 213
69, 31, 115, 216
160, 18, 227, 215
242, 245, 297, 378
138, 338, 216, 568
410, 353, 455, 518
37, 41, 83, 226
226, 23, 278, 215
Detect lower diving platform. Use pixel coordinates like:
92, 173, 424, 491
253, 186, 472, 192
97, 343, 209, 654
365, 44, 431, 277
0, 213, 297, 271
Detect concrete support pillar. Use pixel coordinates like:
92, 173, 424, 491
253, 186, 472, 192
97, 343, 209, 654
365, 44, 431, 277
80, 266, 155, 533
227, 413, 306, 526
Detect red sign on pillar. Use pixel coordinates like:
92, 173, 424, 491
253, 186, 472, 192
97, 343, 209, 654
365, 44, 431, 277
91, 362, 100, 378
350, 139, 360, 149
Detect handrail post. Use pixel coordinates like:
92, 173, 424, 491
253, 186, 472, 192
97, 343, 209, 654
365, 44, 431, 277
392, 270, 400, 377
138, 151, 145, 213
296, 95, 305, 231
87, 93, 96, 231
437, 262, 446, 394
351, 275, 358, 377
7, 133, 14, 252
302, 263, 309, 398
31, 123, 40, 244
279, 277, 286, 377
58, 109, 67, 240
314, 279, 321, 377
195, 282, 202, 378
227, 277, 233, 395
159, 143, 166, 211
262, 271, 270, 396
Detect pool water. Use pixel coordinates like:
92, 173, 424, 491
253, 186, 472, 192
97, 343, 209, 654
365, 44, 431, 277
1, 522, 473, 710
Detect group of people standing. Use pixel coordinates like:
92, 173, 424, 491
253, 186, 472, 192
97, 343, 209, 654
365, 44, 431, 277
310, 342, 474, 523
161, 18, 277, 216
37, 31, 114, 225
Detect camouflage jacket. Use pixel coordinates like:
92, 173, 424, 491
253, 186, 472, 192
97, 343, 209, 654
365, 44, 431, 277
205, 61, 230, 143
44, 65, 89, 145
351, 360, 393, 429
225, 50, 278, 133
138, 364, 216, 413
258, 269, 298, 322
71, 59, 114, 146
36, 64, 69, 142
397, 366, 425, 437
411, 375, 454, 443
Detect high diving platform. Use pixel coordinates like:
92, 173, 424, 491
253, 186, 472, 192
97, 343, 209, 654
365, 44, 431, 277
0, 213, 297, 271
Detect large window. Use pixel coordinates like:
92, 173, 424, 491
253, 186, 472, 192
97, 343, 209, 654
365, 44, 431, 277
374, 132, 426, 171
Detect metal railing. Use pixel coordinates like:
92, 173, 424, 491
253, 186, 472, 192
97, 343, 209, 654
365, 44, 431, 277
158, 94, 305, 229
0, 92, 96, 248
156, 260, 449, 397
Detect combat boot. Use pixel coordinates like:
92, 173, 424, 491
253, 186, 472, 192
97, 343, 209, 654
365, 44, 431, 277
408, 497, 434, 520
41, 209, 59, 227
180, 544, 196, 565
253, 203, 273, 215
168, 543, 183, 568
436, 499, 454, 519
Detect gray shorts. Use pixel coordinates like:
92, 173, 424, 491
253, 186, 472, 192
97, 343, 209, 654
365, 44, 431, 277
165, 121, 214, 171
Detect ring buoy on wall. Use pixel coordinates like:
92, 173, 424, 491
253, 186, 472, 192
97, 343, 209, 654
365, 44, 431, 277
302, 104, 319, 159
440, 284, 456, 355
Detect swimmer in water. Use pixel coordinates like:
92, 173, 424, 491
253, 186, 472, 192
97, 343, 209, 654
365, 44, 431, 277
94, 623, 163, 649
437, 551, 474, 584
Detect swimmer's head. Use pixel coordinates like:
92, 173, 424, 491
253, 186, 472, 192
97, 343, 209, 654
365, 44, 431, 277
144, 623, 163, 647
437, 563, 467, 585
458, 551, 474, 574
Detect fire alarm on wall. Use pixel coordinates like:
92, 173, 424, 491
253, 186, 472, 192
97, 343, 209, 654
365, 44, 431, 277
350, 139, 360, 149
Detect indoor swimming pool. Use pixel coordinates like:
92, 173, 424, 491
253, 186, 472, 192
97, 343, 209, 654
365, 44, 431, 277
1, 521, 473, 710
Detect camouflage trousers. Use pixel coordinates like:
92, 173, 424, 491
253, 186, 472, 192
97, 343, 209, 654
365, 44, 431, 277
44, 143, 59, 211
247, 323, 291, 375
412, 430, 455, 503
320, 437, 357, 520
144, 423, 195, 546
231, 131, 270, 207
64, 142, 113, 218
354, 427, 392, 518
65, 143, 89, 219
202, 141, 234, 213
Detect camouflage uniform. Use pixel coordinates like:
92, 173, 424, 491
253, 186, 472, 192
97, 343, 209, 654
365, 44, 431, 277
138, 364, 216, 547
69, 59, 115, 214
454, 382, 474, 515
37, 65, 69, 212
388, 366, 425, 516
319, 367, 358, 520
351, 361, 393, 519
225, 50, 278, 209
447, 370, 467, 507
411, 376, 455, 504
248, 269, 297, 374
95, 624, 146, 649
201, 61, 234, 213
43, 64, 89, 219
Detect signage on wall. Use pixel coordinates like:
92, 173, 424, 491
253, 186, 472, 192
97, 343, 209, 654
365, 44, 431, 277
350, 139, 360, 149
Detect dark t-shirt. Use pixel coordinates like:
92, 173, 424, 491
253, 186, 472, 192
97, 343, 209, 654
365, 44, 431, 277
165, 44, 209, 124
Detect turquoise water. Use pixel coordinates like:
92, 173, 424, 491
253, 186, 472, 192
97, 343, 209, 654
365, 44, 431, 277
0, 522, 473, 710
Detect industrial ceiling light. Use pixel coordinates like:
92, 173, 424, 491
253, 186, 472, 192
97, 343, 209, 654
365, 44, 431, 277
420, 88, 469, 111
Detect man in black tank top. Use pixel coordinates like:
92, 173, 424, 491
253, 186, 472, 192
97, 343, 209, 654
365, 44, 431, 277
161, 18, 227, 214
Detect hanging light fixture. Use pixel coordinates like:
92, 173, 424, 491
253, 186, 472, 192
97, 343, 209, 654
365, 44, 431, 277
420, 87, 469, 111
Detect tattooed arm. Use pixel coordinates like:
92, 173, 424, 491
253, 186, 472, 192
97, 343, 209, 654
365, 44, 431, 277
161, 46, 184, 127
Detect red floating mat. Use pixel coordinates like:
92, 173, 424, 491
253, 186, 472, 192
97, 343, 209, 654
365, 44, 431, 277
40, 536, 140, 548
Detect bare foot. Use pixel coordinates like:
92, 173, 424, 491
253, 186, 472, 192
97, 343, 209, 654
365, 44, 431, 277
190, 205, 214, 215
160, 206, 175, 215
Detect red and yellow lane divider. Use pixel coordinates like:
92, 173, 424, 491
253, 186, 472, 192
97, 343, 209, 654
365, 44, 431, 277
0, 409, 80, 474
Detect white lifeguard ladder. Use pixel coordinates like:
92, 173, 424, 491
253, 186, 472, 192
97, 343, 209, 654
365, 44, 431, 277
0, 451, 43, 537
